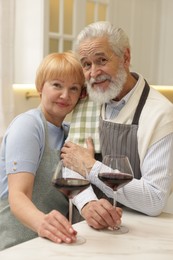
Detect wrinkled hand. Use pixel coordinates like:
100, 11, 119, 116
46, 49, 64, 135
81, 199, 122, 230
61, 138, 96, 176
37, 210, 77, 244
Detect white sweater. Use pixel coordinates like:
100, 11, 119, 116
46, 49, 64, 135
73, 74, 173, 216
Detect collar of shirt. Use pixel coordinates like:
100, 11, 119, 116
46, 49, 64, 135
105, 84, 137, 120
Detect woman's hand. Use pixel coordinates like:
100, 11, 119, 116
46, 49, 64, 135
61, 137, 96, 176
8, 173, 77, 244
37, 210, 77, 244
81, 199, 122, 230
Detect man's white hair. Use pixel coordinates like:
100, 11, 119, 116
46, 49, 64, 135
75, 21, 130, 58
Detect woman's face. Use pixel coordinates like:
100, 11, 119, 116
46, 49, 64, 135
40, 78, 82, 126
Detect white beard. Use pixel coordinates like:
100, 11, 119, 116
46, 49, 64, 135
86, 65, 127, 104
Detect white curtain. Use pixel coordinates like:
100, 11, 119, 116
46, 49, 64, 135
0, 0, 15, 141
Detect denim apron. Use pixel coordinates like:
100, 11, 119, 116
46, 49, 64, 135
93, 82, 150, 201
0, 111, 69, 251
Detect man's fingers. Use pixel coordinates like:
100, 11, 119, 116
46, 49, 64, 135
86, 137, 95, 156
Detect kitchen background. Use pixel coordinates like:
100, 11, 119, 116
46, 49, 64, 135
0, 0, 173, 140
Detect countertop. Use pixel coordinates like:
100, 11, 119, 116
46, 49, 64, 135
0, 208, 173, 260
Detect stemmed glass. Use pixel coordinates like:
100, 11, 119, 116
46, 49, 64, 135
52, 160, 90, 245
98, 155, 134, 234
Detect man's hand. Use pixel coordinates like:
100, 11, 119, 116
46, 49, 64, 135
61, 137, 96, 176
81, 199, 122, 230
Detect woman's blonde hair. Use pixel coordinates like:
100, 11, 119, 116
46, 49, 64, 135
35, 51, 85, 92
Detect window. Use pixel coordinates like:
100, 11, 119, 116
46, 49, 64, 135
48, 0, 110, 53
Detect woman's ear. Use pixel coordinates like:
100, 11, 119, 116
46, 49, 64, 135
38, 91, 42, 98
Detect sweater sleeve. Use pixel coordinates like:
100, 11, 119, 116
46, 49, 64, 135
88, 134, 173, 216
4, 112, 45, 175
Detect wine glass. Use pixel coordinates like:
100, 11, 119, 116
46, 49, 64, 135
52, 160, 90, 245
98, 155, 134, 234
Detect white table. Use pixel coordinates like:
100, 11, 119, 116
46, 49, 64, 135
0, 209, 173, 260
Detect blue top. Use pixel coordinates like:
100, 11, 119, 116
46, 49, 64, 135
0, 108, 69, 199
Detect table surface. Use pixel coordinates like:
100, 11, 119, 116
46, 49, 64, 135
0, 208, 173, 260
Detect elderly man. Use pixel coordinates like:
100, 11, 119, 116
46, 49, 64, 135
61, 21, 173, 228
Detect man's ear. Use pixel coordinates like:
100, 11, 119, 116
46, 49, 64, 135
80, 85, 88, 99
123, 48, 131, 68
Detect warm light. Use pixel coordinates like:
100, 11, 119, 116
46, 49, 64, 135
13, 84, 39, 99
151, 85, 173, 102
13, 84, 36, 90
12, 84, 173, 101
151, 85, 173, 91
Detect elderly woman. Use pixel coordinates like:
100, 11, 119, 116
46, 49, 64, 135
0, 52, 85, 250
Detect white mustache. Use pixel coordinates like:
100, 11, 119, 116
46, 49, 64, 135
86, 64, 127, 104
89, 75, 111, 84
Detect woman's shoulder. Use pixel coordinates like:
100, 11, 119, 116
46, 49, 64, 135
5, 108, 45, 138
12, 108, 43, 126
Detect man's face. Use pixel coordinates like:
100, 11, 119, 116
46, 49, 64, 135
78, 37, 127, 103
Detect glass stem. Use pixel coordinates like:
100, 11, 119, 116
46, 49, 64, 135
113, 190, 120, 230
69, 198, 73, 224
113, 191, 117, 208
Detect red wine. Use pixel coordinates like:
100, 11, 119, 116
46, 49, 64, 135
98, 172, 133, 191
52, 178, 90, 198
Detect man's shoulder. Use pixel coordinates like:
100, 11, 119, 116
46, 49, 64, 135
147, 87, 173, 112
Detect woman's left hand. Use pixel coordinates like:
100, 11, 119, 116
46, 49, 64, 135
37, 210, 77, 244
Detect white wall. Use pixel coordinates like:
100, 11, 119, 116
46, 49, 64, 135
14, 0, 45, 84
157, 0, 173, 85
111, 0, 173, 85
13, 0, 173, 117
13, 0, 46, 116
14, 0, 173, 85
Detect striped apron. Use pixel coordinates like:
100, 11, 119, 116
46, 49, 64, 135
93, 82, 150, 201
